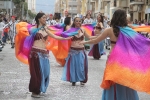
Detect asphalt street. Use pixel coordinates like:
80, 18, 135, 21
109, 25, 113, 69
0, 44, 150, 100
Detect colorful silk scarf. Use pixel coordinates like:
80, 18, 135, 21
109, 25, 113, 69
101, 27, 150, 93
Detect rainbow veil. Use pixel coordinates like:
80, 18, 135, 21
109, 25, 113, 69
46, 23, 96, 66
101, 26, 150, 93
15, 22, 44, 64
15, 22, 81, 65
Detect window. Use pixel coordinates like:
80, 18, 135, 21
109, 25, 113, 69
130, 0, 134, 2
114, 0, 116, 7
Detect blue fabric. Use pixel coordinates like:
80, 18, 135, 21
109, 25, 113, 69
102, 84, 139, 100
38, 53, 50, 93
98, 40, 105, 55
62, 49, 88, 82
2, 32, 8, 43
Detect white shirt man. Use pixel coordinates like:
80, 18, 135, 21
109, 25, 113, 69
60, 11, 69, 23
46, 14, 57, 26
0, 20, 5, 42
4, 16, 18, 48
0, 21, 5, 33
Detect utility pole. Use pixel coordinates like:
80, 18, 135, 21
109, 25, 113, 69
10, 0, 13, 16
22, 2, 24, 19
26, 10, 29, 21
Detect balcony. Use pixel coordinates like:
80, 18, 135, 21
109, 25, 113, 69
90, 0, 95, 3
68, 1, 78, 6
130, 0, 144, 5
68, 9, 78, 13
103, 0, 110, 2
117, 0, 128, 7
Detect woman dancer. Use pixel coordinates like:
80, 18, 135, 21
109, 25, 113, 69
80, 9, 139, 100
64, 17, 72, 31
56, 17, 72, 66
28, 13, 71, 98
88, 14, 104, 59
62, 17, 96, 86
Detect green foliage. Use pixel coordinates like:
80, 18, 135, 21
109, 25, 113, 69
28, 10, 36, 19
24, 2, 28, 15
12, 0, 36, 19
12, 0, 25, 4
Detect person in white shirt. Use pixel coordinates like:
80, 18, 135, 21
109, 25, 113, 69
103, 16, 109, 29
83, 13, 93, 50
83, 13, 93, 24
46, 14, 57, 26
61, 11, 69, 23
4, 16, 18, 48
0, 18, 5, 49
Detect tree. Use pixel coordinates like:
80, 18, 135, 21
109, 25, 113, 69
12, 0, 25, 4
12, 0, 24, 19
12, 0, 36, 20
28, 10, 36, 19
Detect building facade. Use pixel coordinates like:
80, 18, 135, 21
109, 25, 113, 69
55, 0, 150, 21
55, 0, 61, 13
27, 0, 36, 13
90, 0, 150, 22
55, 0, 82, 17
129, 0, 150, 22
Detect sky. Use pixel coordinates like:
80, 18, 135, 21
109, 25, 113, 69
36, 0, 55, 14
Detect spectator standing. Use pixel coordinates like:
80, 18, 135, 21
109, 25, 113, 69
0, 18, 5, 50
4, 16, 18, 48
61, 11, 69, 23
46, 14, 57, 26
83, 13, 93, 24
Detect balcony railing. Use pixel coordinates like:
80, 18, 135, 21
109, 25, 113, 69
68, 9, 78, 13
68, 1, 78, 6
130, 0, 144, 5
103, 0, 110, 2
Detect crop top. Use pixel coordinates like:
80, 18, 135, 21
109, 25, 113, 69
71, 35, 84, 41
34, 32, 48, 41
71, 29, 84, 41
111, 40, 116, 44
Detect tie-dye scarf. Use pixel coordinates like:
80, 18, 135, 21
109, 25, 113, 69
101, 27, 150, 93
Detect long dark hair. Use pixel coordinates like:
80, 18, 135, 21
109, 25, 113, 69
97, 14, 103, 23
71, 17, 80, 28
110, 9, 127, 37
64, 17, 71, 31
35, 12, 45, 28
86, 13, 91, 18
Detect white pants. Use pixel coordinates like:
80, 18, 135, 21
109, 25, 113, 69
9, 31, 15, 43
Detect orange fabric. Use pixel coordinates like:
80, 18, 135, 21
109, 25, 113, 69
16, 22, 28, 33
101, 63, 150, 93
15, 22, 72, 66
15, 26, 29, 65
46, 36, 71, 66
133, 26, 150, 33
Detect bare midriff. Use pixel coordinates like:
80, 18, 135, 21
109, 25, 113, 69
32, 40, 46, 50
32, 28, 48, 50
71, 39, 85, 48
71, 30, 85, 48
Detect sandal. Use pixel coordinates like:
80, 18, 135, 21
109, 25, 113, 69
80, 82, 85, 86
31, 93, 44, 98
72, 82, 76, 86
